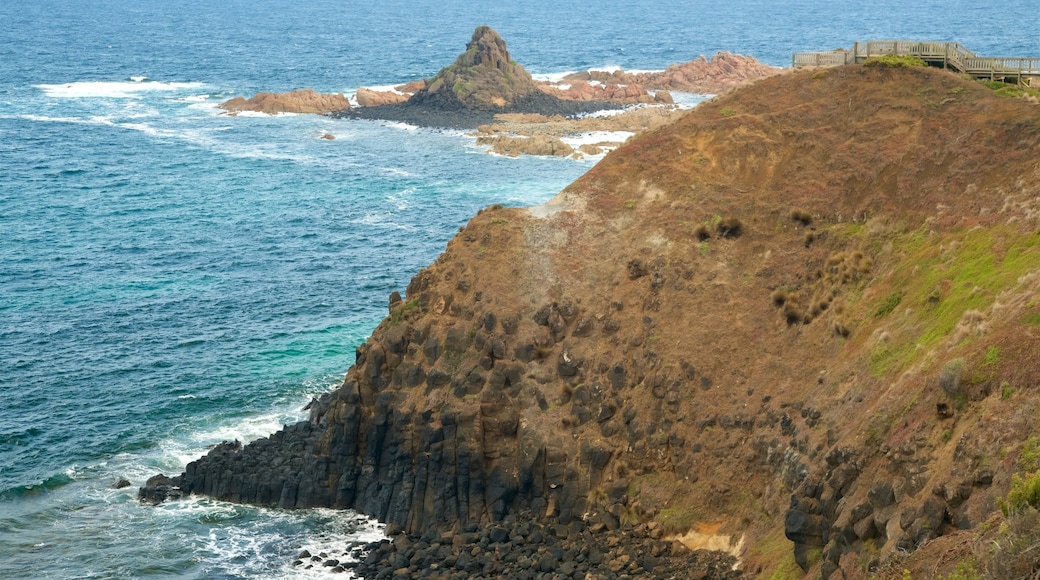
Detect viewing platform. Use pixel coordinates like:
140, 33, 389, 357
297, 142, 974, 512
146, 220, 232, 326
793, 41, 1040, 85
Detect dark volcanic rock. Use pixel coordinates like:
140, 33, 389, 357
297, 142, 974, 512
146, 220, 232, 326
348, 513, 743, 580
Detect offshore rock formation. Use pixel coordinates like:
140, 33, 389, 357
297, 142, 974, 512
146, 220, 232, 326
412, 25, 543, 110
219, 88, 351, 115
146, 64, 1040, 578
347, 26, 621, 128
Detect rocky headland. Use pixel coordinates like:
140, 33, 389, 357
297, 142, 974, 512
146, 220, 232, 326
149, 50, 1040, 579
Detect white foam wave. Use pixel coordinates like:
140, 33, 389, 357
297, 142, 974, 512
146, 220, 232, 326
150, 497, 384, 579
175, 94, 212, 103
360, 84, 408, 95
670, 91, 713, 107
530, 71, 577, 83
386, 187, 416, 211
381, 121, 418, 132
561, 131, 635, 147
380, 167, 415, 178
354, 212, 417, 232
36, 80, 205, 99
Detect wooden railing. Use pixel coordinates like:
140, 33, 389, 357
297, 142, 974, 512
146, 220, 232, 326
793, 41, 1040, 84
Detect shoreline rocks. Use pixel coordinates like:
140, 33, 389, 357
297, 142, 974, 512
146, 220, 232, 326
345, 513, 743, 579
219, 88, 351, 115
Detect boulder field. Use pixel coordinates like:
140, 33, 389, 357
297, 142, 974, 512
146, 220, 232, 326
146, 63, 1040, 579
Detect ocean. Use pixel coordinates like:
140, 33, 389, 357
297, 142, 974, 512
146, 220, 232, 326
1, 0, 1036, 577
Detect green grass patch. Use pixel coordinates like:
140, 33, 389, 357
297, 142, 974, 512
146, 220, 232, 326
389, 298, 420, 325
867, 226, 1040, 377
766, 553, 804, 580
874, 291, 903, 318
981, 80, 1040, 99
863, 54, 927, 68
1021, 311, 1040, 325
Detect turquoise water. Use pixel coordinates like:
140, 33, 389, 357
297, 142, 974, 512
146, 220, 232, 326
1, 0, 1037, 577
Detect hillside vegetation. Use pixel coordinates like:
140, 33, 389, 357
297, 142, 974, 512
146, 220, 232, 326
554, 64, 1040, 577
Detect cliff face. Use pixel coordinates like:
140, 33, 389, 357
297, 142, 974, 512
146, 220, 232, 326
146, 65, 1040, 577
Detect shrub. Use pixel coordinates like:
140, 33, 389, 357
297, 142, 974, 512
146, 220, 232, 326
1021, 437, 1040, 472
716, 217, 744, 238
979, 507, 1040, 578
999, 471, 1040, 516
832, 319, 851, 338
863, 54, 927, 68
981, 80, 1040, 99
693, 224, 712, 241
790, 209, 813, 226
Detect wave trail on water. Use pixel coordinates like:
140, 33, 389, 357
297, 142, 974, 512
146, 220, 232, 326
34, 80, 206, 99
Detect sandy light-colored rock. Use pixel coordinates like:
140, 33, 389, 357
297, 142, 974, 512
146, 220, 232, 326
563, 52, 783, 94
355, 87, 409, 107
219, 88, 351, 115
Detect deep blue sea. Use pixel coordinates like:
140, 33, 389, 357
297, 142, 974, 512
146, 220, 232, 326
1, 0, 1037, 577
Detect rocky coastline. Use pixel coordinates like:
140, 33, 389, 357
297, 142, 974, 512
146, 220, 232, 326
218, 26, 782, 153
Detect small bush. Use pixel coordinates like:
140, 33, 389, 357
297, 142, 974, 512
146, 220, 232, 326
979, 507, 1040, 578
832, 320, 851, 338
784, 300, 804, 325
946, 558, 980, 580
999, 472, 1040, 516
716, 217, 744, 238
720, 106, 737, 117
693, 224, 712, 241
982, 80, 1040, 99
1021, 437, 1040, 472
863, 54, 927, 68
790, 209, 813, 226
771, 288, 788, 307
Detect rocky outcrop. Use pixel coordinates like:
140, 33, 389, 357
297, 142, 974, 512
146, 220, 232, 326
356, 87, 409, 107
411, 25, 544, 110
563, 52, 782, 94
219, 88, 351, 115
348, 27, 622, 127
537, 80, 672, 105
475, 134, 576, 158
